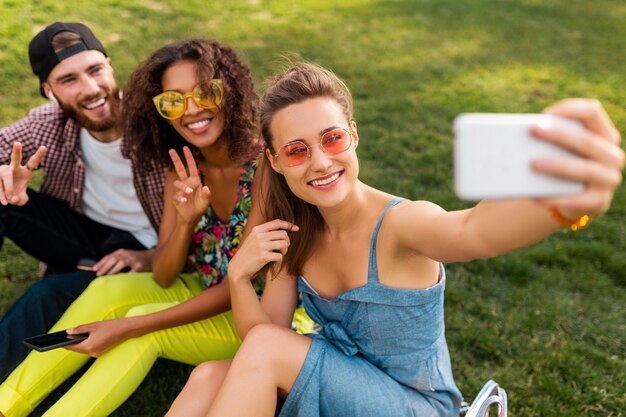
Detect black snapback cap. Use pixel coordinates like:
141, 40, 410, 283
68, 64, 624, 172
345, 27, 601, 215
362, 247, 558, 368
28, 22, 107, 97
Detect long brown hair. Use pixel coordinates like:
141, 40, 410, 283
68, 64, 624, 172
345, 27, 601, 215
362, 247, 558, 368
260, 63, 354, 277
123, 39, 259, 172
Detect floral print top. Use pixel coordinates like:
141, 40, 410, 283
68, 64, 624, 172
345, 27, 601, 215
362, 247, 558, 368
190, 152, 259, 289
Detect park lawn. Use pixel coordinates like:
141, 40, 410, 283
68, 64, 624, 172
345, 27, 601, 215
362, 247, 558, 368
0, 1, 624, 416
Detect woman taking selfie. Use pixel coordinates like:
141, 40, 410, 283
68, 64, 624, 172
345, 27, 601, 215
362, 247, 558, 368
167, 63, 623, 417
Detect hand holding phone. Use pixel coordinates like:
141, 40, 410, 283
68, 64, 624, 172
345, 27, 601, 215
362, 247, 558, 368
453, 113, 585, 201
23, 330, 89, 352
76, 257, 97, 271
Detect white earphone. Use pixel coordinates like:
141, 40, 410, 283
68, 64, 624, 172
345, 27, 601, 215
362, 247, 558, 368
46, 90, 57, 103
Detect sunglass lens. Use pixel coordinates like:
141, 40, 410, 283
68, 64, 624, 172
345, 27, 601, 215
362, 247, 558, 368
279, 142, 309, 166
195, 80, 223, 109
322, 129, 350, 154
156, 92, 185, 119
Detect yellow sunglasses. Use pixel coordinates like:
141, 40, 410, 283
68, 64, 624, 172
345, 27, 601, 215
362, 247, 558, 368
152, 79, 224, 120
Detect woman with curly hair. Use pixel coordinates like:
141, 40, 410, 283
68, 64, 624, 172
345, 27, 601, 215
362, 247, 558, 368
0, 39, 310, 417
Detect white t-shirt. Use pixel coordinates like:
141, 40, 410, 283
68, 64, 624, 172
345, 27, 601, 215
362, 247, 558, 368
80, 129, 158, 248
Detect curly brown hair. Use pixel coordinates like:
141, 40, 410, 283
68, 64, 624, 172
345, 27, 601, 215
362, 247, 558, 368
122, 39, 260, 171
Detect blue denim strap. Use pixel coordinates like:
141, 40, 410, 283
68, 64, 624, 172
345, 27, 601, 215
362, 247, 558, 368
367, 197, 405, 284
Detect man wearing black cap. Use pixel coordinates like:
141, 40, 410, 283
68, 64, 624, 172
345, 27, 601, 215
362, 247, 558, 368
0, 22, 164, 380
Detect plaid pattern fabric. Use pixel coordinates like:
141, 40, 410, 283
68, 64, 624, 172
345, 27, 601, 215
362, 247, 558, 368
0, 102, 164, 231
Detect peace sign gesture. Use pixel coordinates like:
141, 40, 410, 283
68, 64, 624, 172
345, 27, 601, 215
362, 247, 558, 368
168, 146, 211, 225
0, 142, 46, 206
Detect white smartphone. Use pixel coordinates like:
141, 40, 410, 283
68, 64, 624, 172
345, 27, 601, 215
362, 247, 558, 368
453, 113, 585, 201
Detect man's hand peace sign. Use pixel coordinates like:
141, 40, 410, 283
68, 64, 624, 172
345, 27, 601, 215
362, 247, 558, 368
0, 142, 47, 206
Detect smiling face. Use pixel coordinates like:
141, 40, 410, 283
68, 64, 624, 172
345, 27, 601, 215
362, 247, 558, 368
267, 96, 359, 209
159, 60, 226, 150
43, 50, 120, 138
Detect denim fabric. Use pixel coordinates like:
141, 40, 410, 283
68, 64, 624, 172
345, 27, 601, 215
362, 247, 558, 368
279, 197, 463, 417
0, 189, 146, 381
0, 271, 96, 381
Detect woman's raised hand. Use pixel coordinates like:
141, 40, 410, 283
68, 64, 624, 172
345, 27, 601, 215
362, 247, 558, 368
227, 220, 299, 284
533, 99, 624, 220
169, 146, 211, 225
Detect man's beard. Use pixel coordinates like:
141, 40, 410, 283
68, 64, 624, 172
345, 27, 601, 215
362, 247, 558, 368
58, 86, 122, 134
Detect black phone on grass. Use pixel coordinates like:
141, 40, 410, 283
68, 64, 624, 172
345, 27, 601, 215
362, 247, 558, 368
23, 330, 89, 352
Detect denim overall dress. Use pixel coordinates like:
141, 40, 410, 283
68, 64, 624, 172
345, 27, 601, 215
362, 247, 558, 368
279, 197, 463, 417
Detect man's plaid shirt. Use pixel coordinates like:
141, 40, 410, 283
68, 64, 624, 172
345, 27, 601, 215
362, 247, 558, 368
0, 102, 164, 232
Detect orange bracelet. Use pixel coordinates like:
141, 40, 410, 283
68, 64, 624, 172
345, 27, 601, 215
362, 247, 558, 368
549, 207, 591, 231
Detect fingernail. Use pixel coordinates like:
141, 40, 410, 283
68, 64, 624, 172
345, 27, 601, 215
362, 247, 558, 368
531, 125, 549, 136
533, 159, 552, 169
533, 198, 547, 206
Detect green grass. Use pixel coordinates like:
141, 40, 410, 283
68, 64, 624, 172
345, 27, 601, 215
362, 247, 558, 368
1, 0, 625, 416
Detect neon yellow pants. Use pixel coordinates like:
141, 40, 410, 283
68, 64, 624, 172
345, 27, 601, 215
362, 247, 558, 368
0, 273, 312, 417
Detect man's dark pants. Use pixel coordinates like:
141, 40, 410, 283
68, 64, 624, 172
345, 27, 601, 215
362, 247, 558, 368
0, 189, 146, 381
